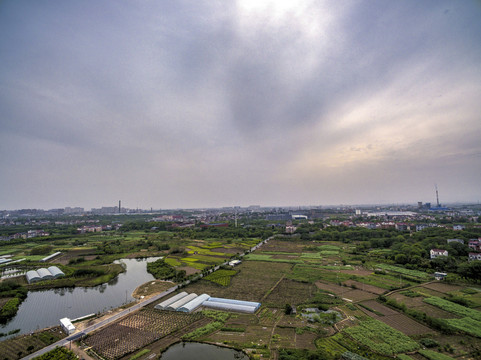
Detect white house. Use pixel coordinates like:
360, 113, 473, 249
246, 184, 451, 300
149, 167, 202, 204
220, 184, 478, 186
430, 249, 448, 259
60, 318, 75, 335
468, 253, 481, 261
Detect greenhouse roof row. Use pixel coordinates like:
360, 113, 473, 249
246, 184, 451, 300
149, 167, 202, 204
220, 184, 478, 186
154, 292, 261, 314
26, 266, 65, 283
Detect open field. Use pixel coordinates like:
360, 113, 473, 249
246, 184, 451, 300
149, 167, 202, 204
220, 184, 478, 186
0, 326, 66, 360
358, 300, 434, 336
422, 282, 463, 294
264, 279, 316, 307
184, 261, 291, 302
342, 318, 420, 356
83, 309, 205, 360
132, 280, 175, 299
315, 281, 378, 302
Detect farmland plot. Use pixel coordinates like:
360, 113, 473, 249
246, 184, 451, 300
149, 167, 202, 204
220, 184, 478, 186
340, 289, 378, 302
83, 309, 203, 360
315, 281, 377, 302
186, 261, 291, 302
343, 280, 385, 295
264, 279, 316, 307
359, 300, 433, 336
422, 282, 463, 294
343, 318, 419, 355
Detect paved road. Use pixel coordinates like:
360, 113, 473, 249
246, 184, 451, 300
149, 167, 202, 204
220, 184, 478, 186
21, 236, 273, 359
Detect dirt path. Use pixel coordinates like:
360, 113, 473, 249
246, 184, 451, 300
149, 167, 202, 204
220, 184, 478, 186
261, 274, 286, 302
69, 341, 96, 360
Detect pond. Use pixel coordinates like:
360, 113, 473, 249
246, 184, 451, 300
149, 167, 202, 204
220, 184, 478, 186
160, 342, 248, 360
0, 257, 160, 338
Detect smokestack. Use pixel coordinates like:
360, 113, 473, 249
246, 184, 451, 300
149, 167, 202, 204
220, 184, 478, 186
119, 200, 121, 213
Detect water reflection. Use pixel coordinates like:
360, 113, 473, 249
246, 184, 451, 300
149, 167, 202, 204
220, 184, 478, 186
0, 257, 159, 338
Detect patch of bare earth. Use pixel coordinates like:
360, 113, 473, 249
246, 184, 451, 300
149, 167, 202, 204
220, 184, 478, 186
359, 300, 434, 335
422, 282, 463, 294
178, 266, 198, 276
343, 280, 385, 295
339, 268, 373, 276
132, 280, 175, 299
340, 290, 377, 302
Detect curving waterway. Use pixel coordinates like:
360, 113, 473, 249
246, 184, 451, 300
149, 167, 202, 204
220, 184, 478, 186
160, 342, 248, 360
0, 257, 160, 338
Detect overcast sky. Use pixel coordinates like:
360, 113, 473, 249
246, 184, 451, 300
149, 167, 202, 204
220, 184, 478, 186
1, 1, 480, 210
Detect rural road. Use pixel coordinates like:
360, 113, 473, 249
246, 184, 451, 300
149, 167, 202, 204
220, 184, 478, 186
21, 236, 272, 359
21, 286, 179, 360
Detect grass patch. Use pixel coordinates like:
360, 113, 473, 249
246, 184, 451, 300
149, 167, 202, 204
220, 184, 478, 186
423, 296, 481, 321
244, 253, 303, 264
164, 257, 181, 267
445, 317, 481, 337
129, 349, 151, 360
300, 253, 322, 259
343, 318, 419, 355
203, 269, 237, 286
418, 349, 456, 360
376, 264, 430, 280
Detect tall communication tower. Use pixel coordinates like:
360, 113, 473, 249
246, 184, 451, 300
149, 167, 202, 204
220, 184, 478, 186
119, 200, 121, 213
435, 185, 440, 208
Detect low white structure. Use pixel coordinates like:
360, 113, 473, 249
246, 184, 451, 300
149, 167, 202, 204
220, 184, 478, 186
26, 270, 41, 284
166, 293, 198, 311
228, 260, 241, 267
430, 249, 448, 259
154, 292, 188, 310
203, 297, 261, 313
25, 266, 65, 283
37, 268, 54, 280
468, 253, 481, 261
178, 294, 210, 313
60, 317, 75, 335
434, 272, 448, 281
41, 251, 62, 262
47, 266, 65, 278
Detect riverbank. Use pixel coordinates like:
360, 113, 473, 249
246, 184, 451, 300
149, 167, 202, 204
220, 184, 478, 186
132, 279, 175, 300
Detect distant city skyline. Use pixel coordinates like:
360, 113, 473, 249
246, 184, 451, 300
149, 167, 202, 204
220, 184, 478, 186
1, 1, 480, 210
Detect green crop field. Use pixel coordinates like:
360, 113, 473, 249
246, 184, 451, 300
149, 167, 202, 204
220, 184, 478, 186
343, 319, 419, 355
244, 253, 303, 264
203, 269, 237, 286
376, 264, 430, 280
423, 296, 481, 321
446, 317, 481, 337
418, 349, 456, 360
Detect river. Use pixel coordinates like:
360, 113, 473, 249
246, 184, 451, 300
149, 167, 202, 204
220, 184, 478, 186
0, 257, 160, 338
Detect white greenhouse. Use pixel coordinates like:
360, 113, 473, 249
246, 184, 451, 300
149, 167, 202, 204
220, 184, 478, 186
166, 293, 198, 311
37, 268, 54, 280
47, 266, 65, 278
208, 297, 261, 308
154, 291, 189, 310
178, 294, 210, 313
26, 270, 41, 284
202, 300, 259, 313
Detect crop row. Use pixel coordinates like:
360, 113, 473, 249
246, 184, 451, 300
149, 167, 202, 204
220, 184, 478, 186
343, 319, 419, 355
423, 296, 481, 321
204, 269, 237, 286
244, 253, 303, 264
84, 310, 203, 360
446, 317, 481, 337
376, 264, 430, 280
